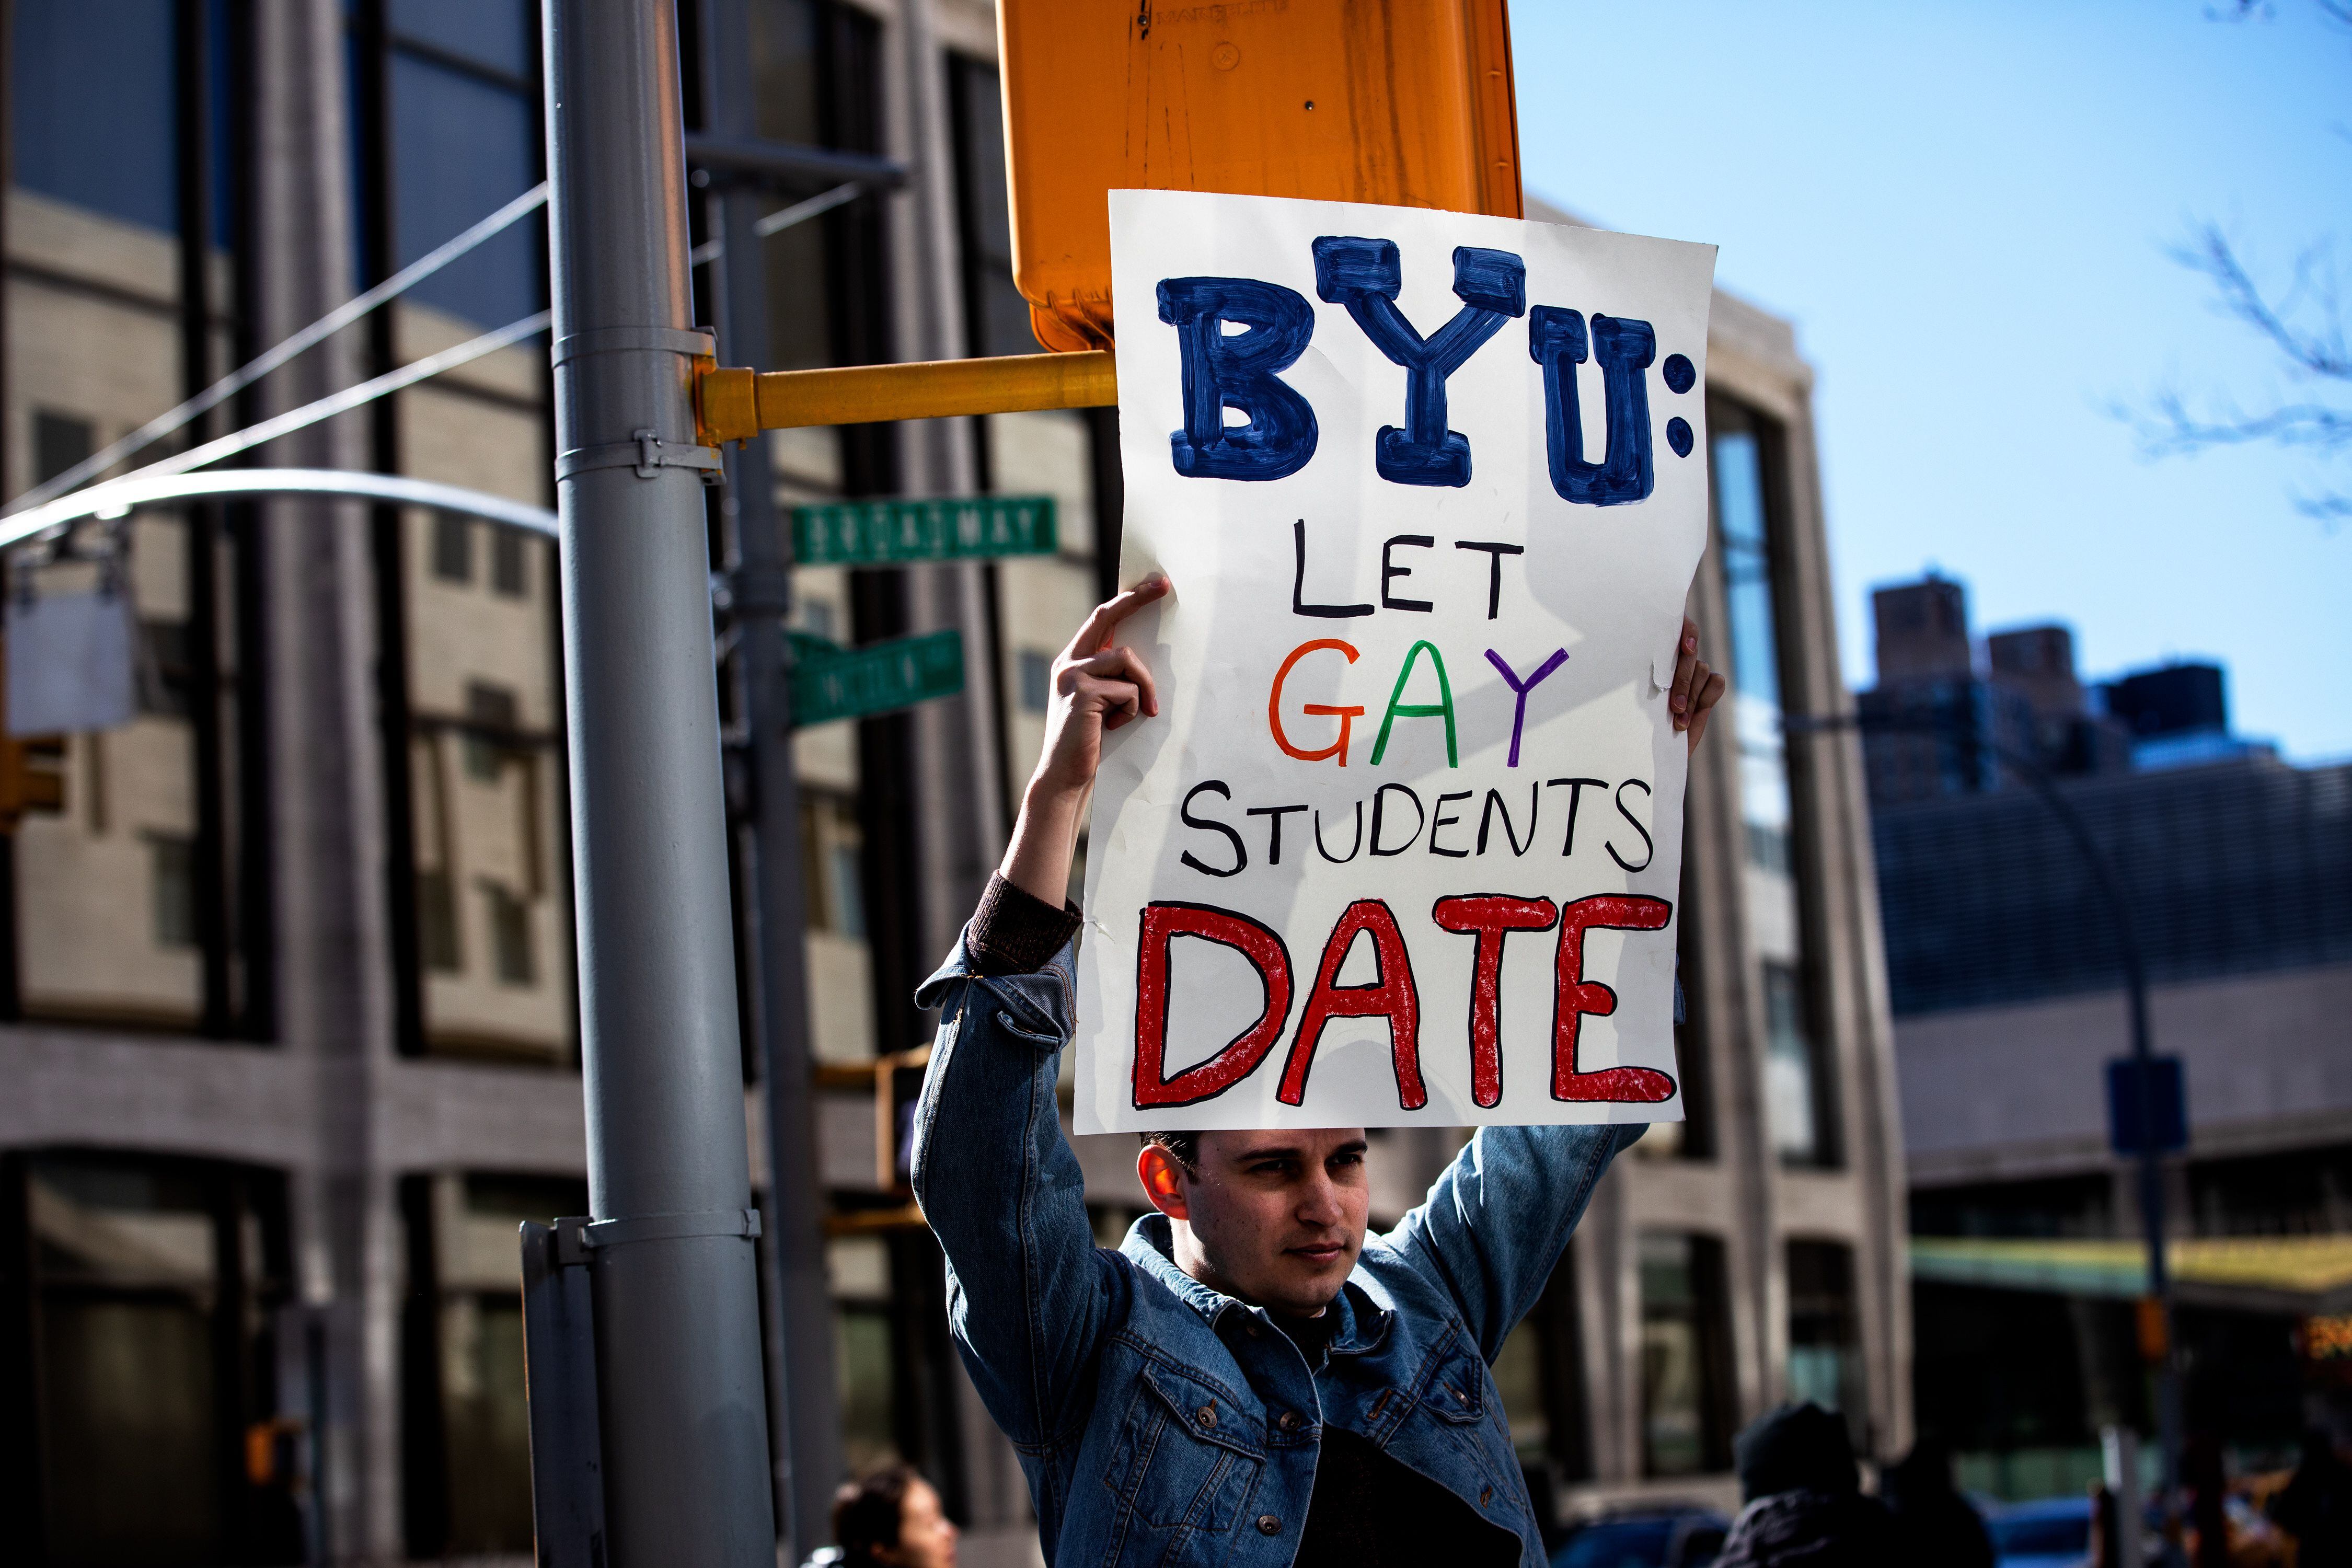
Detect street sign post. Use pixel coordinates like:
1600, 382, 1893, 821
2107, 1056, 2189, 1157
790, 629, 965, 729
791, 494, 1056, 567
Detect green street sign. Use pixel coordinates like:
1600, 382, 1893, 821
791, 494, 1057, 567
791, 628, 964, 727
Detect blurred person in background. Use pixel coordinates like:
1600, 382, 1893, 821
1715, 1402, 1896, 1567
2185, 1432, 2230, 1568
1880, 1434, 1993, 1568
829, 1465, 960, 1568
2270, 1426, 2352, 1567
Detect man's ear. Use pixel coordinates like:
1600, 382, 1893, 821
1136, 1144, 1193, 1221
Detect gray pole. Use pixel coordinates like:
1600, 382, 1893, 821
696, 1, 847, 1558
542, 6, 776, 1566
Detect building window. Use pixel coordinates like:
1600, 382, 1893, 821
801, 793, 868, 939
1640, 1231, 1734, 1477
138, 618, 194, 718
8, 0, 256, 1035
947, 56, 1038, 359
1712, 401, 1839, 1169
1018, 648, 1053, 713
418, 868, 462, 973
746, 0, 886, 376
831, 843, 867, 941
385, 0, 541, 330
432, 513, 472, 582
490, 526, 526, 597
829, 1236, 900, 1474
32, 410, 95, 487
1763, 962, 1819, 1165
483, 883, 533, 987
797, 596, 838, 645
401, 1173, 586, 1559
463, 682, 518, 780
1491, 1247, 1593, 1491
1786, 1239, 1863, 1443
10, 8, 177, 233
16, 1154, 291, 1565
149, 834, 197, 948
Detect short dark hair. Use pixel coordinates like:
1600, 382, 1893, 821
1138, 1129, 1200, 1171
832, 1464, 918, 1566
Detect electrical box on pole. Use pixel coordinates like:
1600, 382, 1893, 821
996, 0, 1524, 351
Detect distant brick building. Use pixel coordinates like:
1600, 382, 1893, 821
1859, 575, 2352, 1495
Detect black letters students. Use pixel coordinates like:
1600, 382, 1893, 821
909, 577, 1723, 1568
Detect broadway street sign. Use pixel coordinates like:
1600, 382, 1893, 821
790, 628, 965, 727
791, 494, 1057, 567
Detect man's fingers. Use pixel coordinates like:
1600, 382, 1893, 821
1669, 617, 1701, 719
1081, 676, 1141, 729
1064, 572, 1172, 660
1686, 670, 1726, 752
1071, 647, 1159, 718
1693, 666, 1725, 717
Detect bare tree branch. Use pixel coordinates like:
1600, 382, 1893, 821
2127, 0, 2352, 521
2128, 225, 2352, 517
2171, 225, 2352, 378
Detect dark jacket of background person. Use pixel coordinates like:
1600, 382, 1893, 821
1880, 1437, 1994, 1568
1716, 1403, 1897, 1568
2184, 1431, 2230, 1568
2271, 1428, 2352, 1568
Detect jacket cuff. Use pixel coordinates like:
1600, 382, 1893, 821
966, 872, 1082, 976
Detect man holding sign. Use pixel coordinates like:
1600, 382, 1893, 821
911, 193, 1723, 1568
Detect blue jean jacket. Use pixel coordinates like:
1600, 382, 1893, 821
910, 932, 1639, 1568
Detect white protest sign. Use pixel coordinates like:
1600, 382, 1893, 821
1076, 190, 1716, 1134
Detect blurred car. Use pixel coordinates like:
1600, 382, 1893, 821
1551, 1504, 1730, 1568
1986, 1495, 2092, 1568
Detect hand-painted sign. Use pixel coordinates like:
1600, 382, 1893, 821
1075, 190, 1716, 1133
792, 495, 1056, 567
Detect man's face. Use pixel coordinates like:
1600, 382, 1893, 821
1137, 1129, 1370, 1316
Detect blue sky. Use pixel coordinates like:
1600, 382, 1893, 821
1512, 2, 2352, 761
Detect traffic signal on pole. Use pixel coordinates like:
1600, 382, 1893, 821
0, 733, 64, 831
997, 0, 1523, 352
0, 637, 65, 832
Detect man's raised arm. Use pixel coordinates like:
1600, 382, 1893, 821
906, 576, 1169, 1448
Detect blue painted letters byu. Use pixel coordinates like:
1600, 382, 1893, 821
1159, 236, 1669, 502
1311, 238, 1527, 487
1157, 277, 1320, 481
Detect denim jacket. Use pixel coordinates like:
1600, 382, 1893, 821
910, 931, 1639, 1568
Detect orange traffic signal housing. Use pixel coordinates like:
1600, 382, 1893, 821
997, 0, 1523, 353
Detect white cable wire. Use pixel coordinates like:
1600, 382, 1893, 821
687, 181, 861, 267
144, 310, 552, 482
0, 469, 556, 554
2, 311, 553, 552
5, 181, 551, 517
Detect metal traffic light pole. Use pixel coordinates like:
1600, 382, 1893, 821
695, 1, 847, 1558
541, 4, 775, 1564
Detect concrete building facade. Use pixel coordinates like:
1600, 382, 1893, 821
1859, 572, 2352, 1495
0, 5, 1905, 1563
